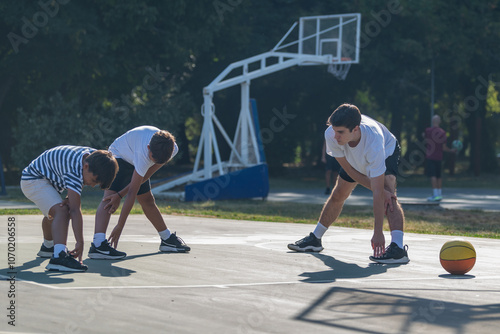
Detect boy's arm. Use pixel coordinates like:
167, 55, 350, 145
142, 163, 164, 183
370, 174, 386, 257
104, 163, 165, 212
443, 144, 456, 153
336, 157, 372, 189
67, 189, 84, 263
336, 157, 396, 212
118, 164, 163, 196
108, 170, 143, 248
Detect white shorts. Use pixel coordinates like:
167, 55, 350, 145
20, 179, 62, 219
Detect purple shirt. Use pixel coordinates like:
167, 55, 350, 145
425, 127, 447, 160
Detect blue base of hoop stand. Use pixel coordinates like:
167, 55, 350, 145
185, 164, 269, 202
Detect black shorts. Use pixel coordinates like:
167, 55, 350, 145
109, 158, 151, 196
425, 159, 442, 178
339, 142, 401, 183
325, 155, 341, 172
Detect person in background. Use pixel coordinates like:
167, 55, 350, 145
423, 115, 456, 202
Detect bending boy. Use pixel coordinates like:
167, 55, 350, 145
90, 126, 190, 259
288, 104, 409, 264
21, 146, 118, 272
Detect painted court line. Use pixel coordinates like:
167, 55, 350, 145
4, 274, 500, 290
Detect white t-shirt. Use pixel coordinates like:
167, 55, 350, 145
325, 115, 396, 178
109, 126, 178, 177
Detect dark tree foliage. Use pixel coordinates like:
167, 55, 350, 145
1, 0, 499, 179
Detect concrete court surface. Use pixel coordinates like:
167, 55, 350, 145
267, 186, 500, 212
1, 215, 500, 334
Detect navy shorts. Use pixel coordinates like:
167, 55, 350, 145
425, 159, 442, 178
339, 142, 401, 183
325, 155, 341, 172
109, 158, 151, 196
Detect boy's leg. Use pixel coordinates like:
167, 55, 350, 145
137, 191, 190, 253
49, 204, 71, 249
384, 174, 404, 232
427, 160, 442, 201
88, 189, 127, 259
90, 158, 133, 259
45, 204, 88, 272
20, 179, 60, 258
42, 216, 53, 240
436, 177, 443, 197
369, 142, 409, 264
37, 216, 55, 257
95, 158, 134, 236
430, 176, 438, 190
137, 191, 167, 232
288, 177, 356, 252
369, 174, 409, 264
331, 171, 339, 187
319, 178, 357, 228
94, 189, 116, 234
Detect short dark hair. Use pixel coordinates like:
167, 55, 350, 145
327, 104, 362, 131
85, 150, 119, 189
149, 130, 176, 164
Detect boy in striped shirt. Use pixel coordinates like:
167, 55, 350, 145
21, 146, 118, 272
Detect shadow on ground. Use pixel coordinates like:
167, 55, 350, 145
296, 286, 500, 333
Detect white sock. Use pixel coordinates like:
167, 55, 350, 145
433, 188, 439, 197
158, 229, 171, 240
43, 239, 54, 248
93, 233, 106, 247
313, 222, 328, 239
437, 188, 442, 196
391, 230, 404, 248
53, 244, 67, 257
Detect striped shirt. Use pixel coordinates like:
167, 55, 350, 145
21, 146, 95, 195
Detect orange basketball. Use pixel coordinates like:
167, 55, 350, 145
439, 239, 476, 275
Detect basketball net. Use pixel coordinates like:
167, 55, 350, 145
327, 63, 351, 80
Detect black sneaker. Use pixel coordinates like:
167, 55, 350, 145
37, 243, 54, 258
369, 242, 410, 264
88, 240, 126, 259
46, 251, 88, 272
287, 232, 324, 252
159, 232, 190, 253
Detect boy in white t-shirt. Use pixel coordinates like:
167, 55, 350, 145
288, 104, 409, 264
89, 126, 190, 259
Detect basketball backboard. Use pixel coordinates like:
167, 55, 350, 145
273, 13, 361, 65
152, 13, 361, 198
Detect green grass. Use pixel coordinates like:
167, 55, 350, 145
3, 162, 499, 238
2, 184, 500, 239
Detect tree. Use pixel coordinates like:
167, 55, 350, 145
2, 0, 499, 179
1, 0, 223, 171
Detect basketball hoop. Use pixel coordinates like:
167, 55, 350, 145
152, 14, 361, 196
327, 62, 351, 80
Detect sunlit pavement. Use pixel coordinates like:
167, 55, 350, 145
268, 187, 500, 212
1, 215, 499, 333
